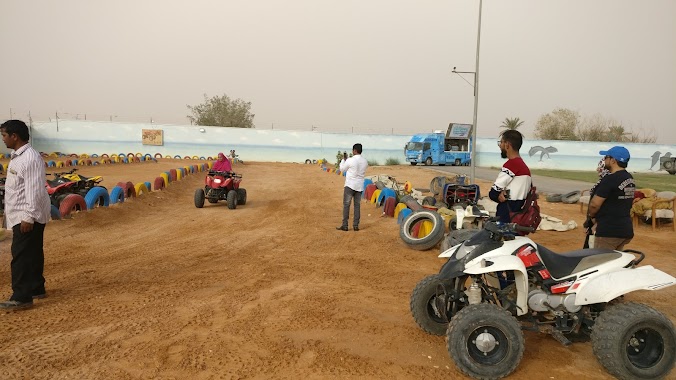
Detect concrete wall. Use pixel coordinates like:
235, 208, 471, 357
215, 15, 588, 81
2, 121, 674, 173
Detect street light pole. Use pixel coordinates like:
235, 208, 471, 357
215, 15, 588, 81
452, 0, 483, 184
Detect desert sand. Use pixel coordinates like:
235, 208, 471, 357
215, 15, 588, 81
0, 159, 674, 380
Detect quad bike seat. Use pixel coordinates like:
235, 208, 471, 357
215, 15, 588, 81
535, 244, 622, 279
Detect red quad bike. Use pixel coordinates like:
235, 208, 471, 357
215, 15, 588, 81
194, 171, 246, 209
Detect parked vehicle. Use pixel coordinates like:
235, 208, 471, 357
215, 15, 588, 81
194, 171, 246, 209
53, 168, 104, 197
660, 156, 676, 175
405, 123, 472, 166
410, 220, 676, 379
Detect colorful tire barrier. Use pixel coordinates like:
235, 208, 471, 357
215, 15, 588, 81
160, 172, 169, 187
59, 193, 86, 218
154, 176, 165, 191
397, 208, 413, 224
84, 186, 111, 209
110, 186, 125, 204
47, 160, 56, 167
50, 205, 61, 220
377, 188, 397, 206
169, 169, 177, 182
404, 181, 413, 193
394, 203, 408, 219
154, 153, 163, 159
56, 161, 65, 168
383, 196, 397, 217
65, 159, 72, 166
371, 189, 381, 204
176, 169, 183, 181
144, 181, 152, 191
134, 182, 149, 196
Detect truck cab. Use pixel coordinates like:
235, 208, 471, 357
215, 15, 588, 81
405, 123, 472, 166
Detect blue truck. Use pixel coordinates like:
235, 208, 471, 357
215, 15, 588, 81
404, 123, 472, 166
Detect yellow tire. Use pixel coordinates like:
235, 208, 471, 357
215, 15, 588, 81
56, 161, 65, 168
207, 162, 213, 170
49, 152, 59, 158
176, 169, 182, 181
418, 220, 434, 238
404, 181, 413, 194
134, 182, 149, 196
160, 172, 169, 187
394, 203, 408, 218
371, 189, 381, 204
184, 166, 190, 176
79, 153, 89, 158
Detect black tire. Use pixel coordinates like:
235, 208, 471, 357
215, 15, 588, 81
546, 193, 562, 203
194, 189, 205, 208
425, 157, 433, 166
591, 302, 676, 380
410, 274, 467, 336
226, 190, 237, 209
455, 159, 461, 166
422, 196, 436, 206
237, 188, 247, 205
399, 210, 445, 251
447, 303, 525, 380
448, 216, 458, 231
410, 162, 417, 166
561, 190, 582, 204
667, 170, 675, 175
440, 229, 480, 253
305, 159, 312, 164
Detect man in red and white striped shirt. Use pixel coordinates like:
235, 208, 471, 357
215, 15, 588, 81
489, 130, 532, 223
1, 120, 51, 310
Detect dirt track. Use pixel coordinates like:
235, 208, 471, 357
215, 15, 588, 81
1, 160, 675, 380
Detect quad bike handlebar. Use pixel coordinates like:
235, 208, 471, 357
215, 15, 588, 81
207, 170, 242, 179
53, 168, 78, 177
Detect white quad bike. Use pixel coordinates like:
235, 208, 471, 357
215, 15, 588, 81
410, 220, 676, 380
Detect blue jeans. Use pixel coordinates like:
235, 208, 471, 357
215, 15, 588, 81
341, 187, 362, 228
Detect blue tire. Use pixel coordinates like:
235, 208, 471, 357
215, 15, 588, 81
93, 161, 99, 165
84, 186, 111, 209
164, 171, 172, 183
110, 186, 125, 204
377, 188, 396, 206
91, 153, 99, 158
47, 160, 56, 167
397, 208, 413, 224
123, 157, 129, 163
363, 179, 373, 189
50, 204, 61, 220
144, 181, 152, 191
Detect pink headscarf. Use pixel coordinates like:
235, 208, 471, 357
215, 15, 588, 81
212, 152, 232, 172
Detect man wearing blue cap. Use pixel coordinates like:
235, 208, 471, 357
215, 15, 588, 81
587, 146, 636, 250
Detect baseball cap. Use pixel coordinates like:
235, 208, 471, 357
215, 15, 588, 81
599, 146, 630, 163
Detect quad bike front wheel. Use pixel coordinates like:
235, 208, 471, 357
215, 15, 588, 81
236, 188, 247, 205
410, 274, 468, 336
591, 302, 676, 380
226, 190, 237, 209
447, 303, 524, 380
194, 189, 205, 208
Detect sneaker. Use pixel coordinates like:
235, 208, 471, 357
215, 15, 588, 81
335, 226, 348, 231
32, 293, 48, 300
353, 226, 359, 231
0, 300, 34, 310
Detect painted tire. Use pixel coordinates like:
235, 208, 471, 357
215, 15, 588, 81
160, 173, 169, 187
47, 160, 56, 167
117, 153, 126, 158
399, 210, 445, 251
153, 177, 165, 191
194, 189, 205, 208
199, 156, 206, 160
144, 154, 153, 161
377, 188, 396, 207
56, 161, 65, 168
59, 194, 86, 218
394, 203, 408, 219
134, 183, 149, 196
305, 159, 312, 164
383, 196, 397, 217
397, 208, 413, 224
164, 155, 171, 159
176, 169, 182, 181
124, 181, 136, 198
65, 159, 72, 166
91, 154, 99, 158
93, 161, 99, 166
374, 181, 386, 190
127, 153, 135, 158
109, 186, 125, 204
144, 181, 152, 191
84, 186, 110, 209
154, 153, 163, 159
364, 184, 377, 202
371, 189, 381, 204
50, 205, 61, 220
101, 153, 109, 158
363, 178, 373, 189
404, 181, 413, 193
122, 157, 129, 164
169, 169, 177, 182
173, 155, 181, 159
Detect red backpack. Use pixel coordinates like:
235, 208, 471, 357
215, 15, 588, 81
509, 185, 542, 235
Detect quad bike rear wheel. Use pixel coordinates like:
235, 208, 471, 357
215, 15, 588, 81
194, 189, 205, 208
447, 303, 524, 379
410, 274, 468, 336
226, 190, 237, 209
591, 302, 676, 380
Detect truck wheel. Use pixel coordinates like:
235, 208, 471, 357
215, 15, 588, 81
425, 157, 433, 166
591, 302, 676, 380
410, 162, 417, 166
447, 303, 524, 380
668, 170, 675, 175
455, 159, 461, 166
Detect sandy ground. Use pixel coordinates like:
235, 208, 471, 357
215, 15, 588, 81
0, 159, 675, 380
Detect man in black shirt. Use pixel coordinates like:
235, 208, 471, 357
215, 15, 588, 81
587, 146, 635, 250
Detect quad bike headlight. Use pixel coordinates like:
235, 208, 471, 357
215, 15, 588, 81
213, 179, 222, 184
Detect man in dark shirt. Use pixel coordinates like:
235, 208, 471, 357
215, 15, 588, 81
587, 146, 635, 250
489, 130, 532, 223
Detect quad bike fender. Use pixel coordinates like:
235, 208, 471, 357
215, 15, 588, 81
439, 243, 462, 258
464, 255, 529, 316
573, 265, 676, 305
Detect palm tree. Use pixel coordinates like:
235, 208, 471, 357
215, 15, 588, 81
500, 117, 525, 130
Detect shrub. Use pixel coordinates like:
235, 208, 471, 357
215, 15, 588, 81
367, 159, 379, 166
385, 158, 400, 166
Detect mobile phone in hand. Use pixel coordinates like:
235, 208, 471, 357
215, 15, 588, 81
343, 152, 348, 160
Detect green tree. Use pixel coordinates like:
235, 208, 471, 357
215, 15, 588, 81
187, 94, 255, 128
534, 108, 580, 140
499, 117, 524, 130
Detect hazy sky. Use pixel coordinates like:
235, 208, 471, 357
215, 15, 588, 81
1, 1, 674, 143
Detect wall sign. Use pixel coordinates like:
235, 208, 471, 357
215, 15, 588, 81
142, 129, 163, 146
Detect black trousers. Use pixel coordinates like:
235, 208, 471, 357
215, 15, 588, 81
10, 223, 46, 303
341, 187, 362, 228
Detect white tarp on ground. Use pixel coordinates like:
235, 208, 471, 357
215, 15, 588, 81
538, 213, 577, 231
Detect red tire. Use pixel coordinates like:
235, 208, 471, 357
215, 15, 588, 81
411, 220, 423, 238
59, 194, 86, 218
64, 159, 72, 166
125, 181, 136, 198
383, 196, 397, 217
153, 176, 165, 191
169, 169, 177, 182
365, 184, 377, 202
